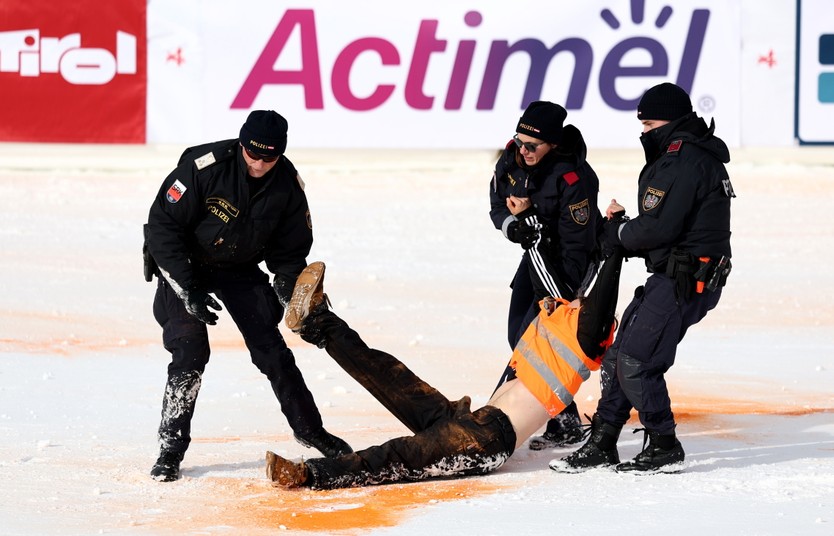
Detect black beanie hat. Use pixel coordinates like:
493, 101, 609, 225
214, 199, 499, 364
516, 101, 567, 143
239, 110, 288, 157
637, 83, 693, 121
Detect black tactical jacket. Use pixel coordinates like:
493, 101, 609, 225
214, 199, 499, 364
146, 139, 312, 291
489, 125, 602, 293
620, 113, 734, 273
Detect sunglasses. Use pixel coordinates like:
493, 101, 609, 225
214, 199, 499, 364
242, 145, 279, 163
513, 135, 546, 153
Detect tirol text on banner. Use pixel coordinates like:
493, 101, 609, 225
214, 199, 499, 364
0, 0, 146, 143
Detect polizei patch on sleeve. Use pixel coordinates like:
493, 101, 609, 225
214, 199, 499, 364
642, 186, 665, 211
569, 199, 591, 224
166, 180, 187, 203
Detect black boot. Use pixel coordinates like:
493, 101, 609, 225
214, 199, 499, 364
150, 450, 184, 482
529, 405, 586, 450
549, 413, 622, 473
152, 370, 202, 482
616, 430, 685, 474
295, 428, 353, 458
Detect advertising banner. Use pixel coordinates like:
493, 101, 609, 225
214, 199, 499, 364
0, 0, 146, 143
147, 0, 742, 149
796, 0, 834, 144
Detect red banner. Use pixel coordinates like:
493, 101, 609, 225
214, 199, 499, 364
0, 1, 146, 143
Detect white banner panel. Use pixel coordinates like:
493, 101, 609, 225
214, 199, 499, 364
796, 0, 834, 144
148, 0, 742, 149
739, 0, 796, 147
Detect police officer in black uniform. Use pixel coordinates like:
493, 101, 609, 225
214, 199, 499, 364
489, 101, 603, 449
552, 83, 734, 474
144, 110, 352, 482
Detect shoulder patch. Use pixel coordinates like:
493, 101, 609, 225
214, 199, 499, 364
642, 186, 665, 211
166, 180, 187, 203
563, 171, 580, 185
569, 199, 590, 225
722, 177, 736, 198
666, 140, 683, 154
194, 151, 217, 170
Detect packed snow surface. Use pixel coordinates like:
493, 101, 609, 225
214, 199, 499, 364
1, 144, 832, 535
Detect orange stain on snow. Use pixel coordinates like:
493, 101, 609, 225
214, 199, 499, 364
145, 397, 833, 535
158, 478, 505, 534
0, 310, 251, 355
0, 336, 248, 355
670, 394, 833, 419
143, 398, 834, 535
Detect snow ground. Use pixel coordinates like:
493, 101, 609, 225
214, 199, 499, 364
0, 143, 832, 535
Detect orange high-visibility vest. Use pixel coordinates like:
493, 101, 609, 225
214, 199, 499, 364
510, 299, 615, 417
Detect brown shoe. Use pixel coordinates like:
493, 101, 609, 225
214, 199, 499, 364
285, 261, 328, 332
265, 450, 309, 488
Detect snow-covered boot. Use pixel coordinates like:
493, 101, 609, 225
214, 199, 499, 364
529, 407, 587, 450
549, 413, 621, 472
150, 450, 184, 482
615, 430, 685, 474
151, 370, 201, 481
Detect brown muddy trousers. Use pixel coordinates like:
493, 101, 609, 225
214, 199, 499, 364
300, 311, 517, 489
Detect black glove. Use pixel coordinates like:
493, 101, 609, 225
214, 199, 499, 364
273, 274, 295, 308
507, 220, 540, 250
180, 288, 222, 325
601, 210, 628, 258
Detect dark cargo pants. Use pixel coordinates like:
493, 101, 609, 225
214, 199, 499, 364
302, 311, 517, 489
152, 264, 323, 454
596, 273, 721, 435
